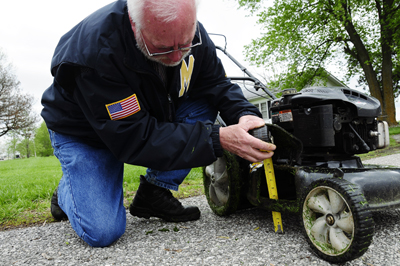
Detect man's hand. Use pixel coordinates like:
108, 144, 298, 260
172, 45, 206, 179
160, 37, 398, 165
219, 115, 276, 162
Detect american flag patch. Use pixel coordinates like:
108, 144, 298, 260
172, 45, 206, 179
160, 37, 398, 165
105, 94, 141, 120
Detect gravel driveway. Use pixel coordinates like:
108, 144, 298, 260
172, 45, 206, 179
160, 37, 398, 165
1, 154, 400, 266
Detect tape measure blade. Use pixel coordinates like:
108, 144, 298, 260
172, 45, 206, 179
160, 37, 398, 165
272, 211, 284, 234
264, 158, 284, 234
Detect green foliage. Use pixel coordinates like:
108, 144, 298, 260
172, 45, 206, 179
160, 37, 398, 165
5, 131, 20, 159
2, 122, 53, 158
34, 121, 53, 157
237, 0, 400, 124
16, 138, 35, 158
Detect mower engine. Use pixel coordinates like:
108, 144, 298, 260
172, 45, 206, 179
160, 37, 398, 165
270, 87, 390, 164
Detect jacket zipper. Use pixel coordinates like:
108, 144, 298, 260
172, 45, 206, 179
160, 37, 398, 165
125, 65, 174, 122
167, 93, 173, 122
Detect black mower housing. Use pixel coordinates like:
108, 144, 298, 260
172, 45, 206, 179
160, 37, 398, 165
270, 87, 381, 156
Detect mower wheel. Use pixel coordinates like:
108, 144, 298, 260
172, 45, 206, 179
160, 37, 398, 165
302, 178, 374, 263
203, 151, 248, 216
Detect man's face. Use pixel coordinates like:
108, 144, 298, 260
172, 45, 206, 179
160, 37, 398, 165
132, 4, 197, 67
135, 29, 192, 67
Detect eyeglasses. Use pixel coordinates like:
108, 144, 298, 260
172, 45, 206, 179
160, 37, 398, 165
141, 22, 202, 57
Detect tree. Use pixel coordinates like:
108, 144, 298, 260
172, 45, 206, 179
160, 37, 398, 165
6, 130, 20, 159
17, 127, 37, 158
16, 138, 35, 159
238, 0, 400, 125
0, 49, 38, 137
34, 121, 53, 157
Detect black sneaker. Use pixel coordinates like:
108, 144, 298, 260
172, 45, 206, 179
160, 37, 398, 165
51, 188, 68, 221
129, 176, 200, 222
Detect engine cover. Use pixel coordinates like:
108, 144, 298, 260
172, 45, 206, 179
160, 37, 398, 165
270, 87, 382, 156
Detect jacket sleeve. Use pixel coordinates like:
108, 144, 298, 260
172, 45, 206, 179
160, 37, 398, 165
71, 67, 219, 171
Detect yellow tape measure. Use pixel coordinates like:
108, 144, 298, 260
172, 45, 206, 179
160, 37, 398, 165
263, 158, 283, 234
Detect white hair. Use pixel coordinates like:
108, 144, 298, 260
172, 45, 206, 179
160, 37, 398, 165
127, 0, 199, 31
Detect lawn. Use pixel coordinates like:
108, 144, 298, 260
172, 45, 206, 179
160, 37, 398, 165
0, 157, 62, 229
0, 157, 204, 230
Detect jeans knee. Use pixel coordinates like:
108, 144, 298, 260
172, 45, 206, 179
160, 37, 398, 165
82, 218, 126, 247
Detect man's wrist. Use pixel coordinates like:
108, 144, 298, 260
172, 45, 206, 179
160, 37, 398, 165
236, 111, 262, 123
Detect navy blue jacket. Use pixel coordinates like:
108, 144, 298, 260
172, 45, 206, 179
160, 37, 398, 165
41, 0, 261, 170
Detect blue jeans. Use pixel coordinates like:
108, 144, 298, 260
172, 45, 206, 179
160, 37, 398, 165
49, 97, 217, 247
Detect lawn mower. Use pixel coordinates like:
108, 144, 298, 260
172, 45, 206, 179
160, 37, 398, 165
203, 44, 399, 263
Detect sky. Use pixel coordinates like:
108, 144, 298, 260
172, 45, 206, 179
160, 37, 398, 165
0, 0, 263, 116
0, 0, 399, 122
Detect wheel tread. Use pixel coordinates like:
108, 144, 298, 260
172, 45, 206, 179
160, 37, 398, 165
302, 178, 375, 263
203, 151, 248, 216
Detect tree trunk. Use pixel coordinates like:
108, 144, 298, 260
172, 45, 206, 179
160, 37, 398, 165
343, 1, 398, 126
381, 36, 397, 125
379, 0, 398, 125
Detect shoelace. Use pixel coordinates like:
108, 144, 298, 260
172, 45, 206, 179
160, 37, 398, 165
156, 189, 183, 210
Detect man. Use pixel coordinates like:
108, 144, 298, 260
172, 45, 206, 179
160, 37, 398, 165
42, 0, 275, 247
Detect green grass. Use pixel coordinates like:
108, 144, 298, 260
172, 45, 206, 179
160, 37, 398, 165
0, 157, 204, 230
389, 126, 400, 135
0, 157, 62, 229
